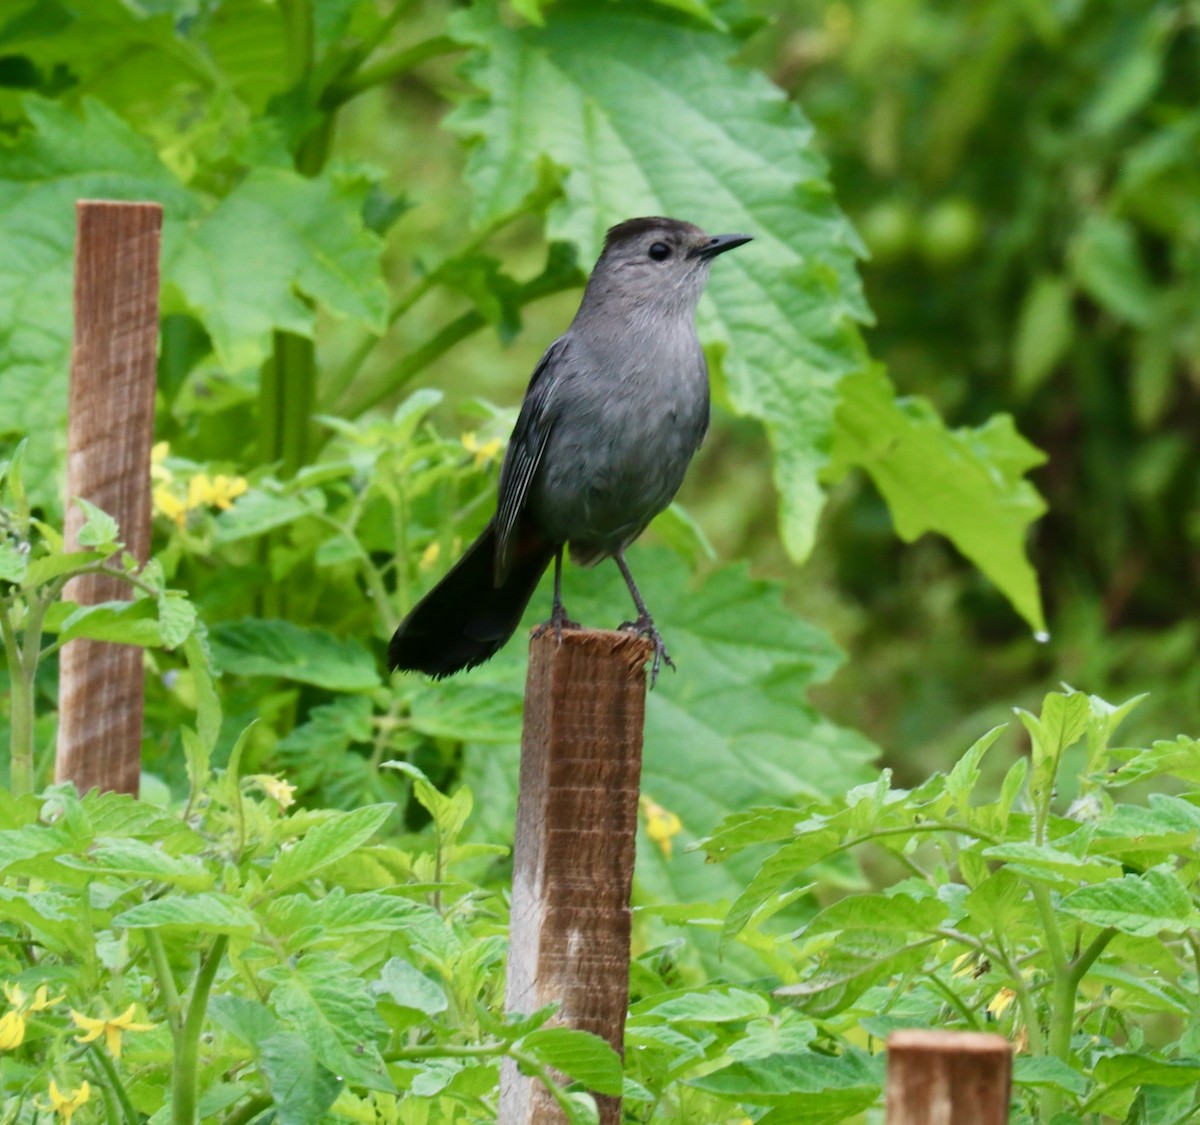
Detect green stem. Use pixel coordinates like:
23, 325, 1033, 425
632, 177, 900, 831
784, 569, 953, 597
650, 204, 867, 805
146, 930, 183, 1036
385, 1040, 507, 1061
337, 273, 582, 418
1, 601, 35, 797
173, 935, 228, 1125
219, 1095, 273, 1125
89, 1043, 140, 1125
324, 35, 464, 105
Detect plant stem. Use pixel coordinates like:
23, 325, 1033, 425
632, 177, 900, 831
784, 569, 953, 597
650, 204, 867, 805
1, 601, 34, 796
220, 1095, 273, 1125
172, 935, 229, 1125
337, 273, 581, 418
146, 930, 183, 1036
89, 1043, 141, 1125
324, 35, 464, 105
386, 1039, 507, 1061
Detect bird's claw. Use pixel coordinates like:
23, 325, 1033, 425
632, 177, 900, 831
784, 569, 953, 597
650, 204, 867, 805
533, 602, 580, 644
619, 615, 675, 688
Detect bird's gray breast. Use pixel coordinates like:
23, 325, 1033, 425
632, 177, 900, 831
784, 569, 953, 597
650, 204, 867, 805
528, 324, 709, 561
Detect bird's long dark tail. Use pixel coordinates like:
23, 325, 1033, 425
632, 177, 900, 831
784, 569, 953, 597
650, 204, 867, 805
388, 520, 555, 678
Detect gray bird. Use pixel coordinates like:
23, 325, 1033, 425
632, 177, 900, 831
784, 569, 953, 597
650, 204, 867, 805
388, 216, 751, 684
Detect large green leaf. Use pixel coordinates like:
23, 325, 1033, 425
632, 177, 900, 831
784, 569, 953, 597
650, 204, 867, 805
210, 618, 381, 691
447, 1, 870, 561
827, 364, 1047, 632
164, 164, 388, 370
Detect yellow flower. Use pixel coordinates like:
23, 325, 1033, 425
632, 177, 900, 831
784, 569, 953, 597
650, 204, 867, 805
189, 473, 248, 511
71, 1004, 156, 1059
461, 431, 503, 467
153, 484, 188, 529
249, 774, 297, 811
987, 987, 1016, 1018
46, 1079, 90, 1123
641, 796, 683, 859
0, 1008, 24, 1050
419, 541, 441, 571
150, 441, 173, 483
28, 984, 65, 1011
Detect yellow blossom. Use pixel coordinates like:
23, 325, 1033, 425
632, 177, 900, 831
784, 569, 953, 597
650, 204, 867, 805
986, 987, 1016, 1018
28, 985, 65, 1011
46, 1079, 90, 1123
0, 1008, 24, 1050
249, 774, 297, 811
153, 484, 188, 529
189, 472, 248, 511
150, 441, 173, 483
419, 541, 441, 571
461, 431, 503, 467
71, 1004, 155, 1059
641, 796, 683, 859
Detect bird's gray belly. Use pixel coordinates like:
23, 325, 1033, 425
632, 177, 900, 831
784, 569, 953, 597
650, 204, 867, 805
528, 381, 706, 562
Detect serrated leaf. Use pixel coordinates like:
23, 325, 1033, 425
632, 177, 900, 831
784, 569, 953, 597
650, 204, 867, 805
640, 987, 770, 1024
689, 1047, 878, 1104
267, 955, 393, 1091
803, 892, 948, 936
1059, 867, 1200, 936
376, 957, 448, 1015
210, 618, 380, 691
211, 489, 324, 544
73, 497, 120, 547
113, 893, 257, 935
828, 364, 1047, 632
259, 1032, 344, 1125
21, 550, 109, 590
1014, 1056, 1090, 1096
57, 599, 162, 646
448, 2, 869, 560
0, 542, 28, 583
57, 839, 212, 891
165, 165, 387, 369
156, 592, 196, 648
520, 1027, 623, 1096
269, 804, 392, 891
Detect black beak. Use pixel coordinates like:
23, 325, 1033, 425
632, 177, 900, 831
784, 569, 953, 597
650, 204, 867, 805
690, 233, 753, 260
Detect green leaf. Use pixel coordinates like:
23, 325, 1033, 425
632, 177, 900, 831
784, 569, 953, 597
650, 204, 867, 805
1013, 274, 1074, 395
520, 1027, 623, 1096
828, 364, 1047, 632
266, 954, 393, 1092
0, 542, 27, 584
21, 550, 109, 590
689, 1047, 878, 1104
211, 488, 324, 545
210, 618, 381, 691
803, 892, 948, 936
1014, 1056, 1090, 1097
156, 592, 196, 648
448, 2, 869, 560
1059, 867, 1200, 937
982, 842, 1121, 886
57, 599, 162, 647
73, 498, 120, 547
1069, 214, 1156, 327
268, 804, 393, 891
57, 839, 212, 891
376, 957, 448, 1016
113, 892, 257, 935
258, 1032, 343, 1125
640, 987, 770, 1024
165, 164, 387, 370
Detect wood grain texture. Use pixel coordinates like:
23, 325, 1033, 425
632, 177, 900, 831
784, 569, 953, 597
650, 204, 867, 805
500, 628, 652, 1125
56, 201, 162, 796
885, 1029, 1013, 1124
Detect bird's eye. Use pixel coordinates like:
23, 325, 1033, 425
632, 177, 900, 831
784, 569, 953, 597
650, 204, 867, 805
648, 242, 672, 261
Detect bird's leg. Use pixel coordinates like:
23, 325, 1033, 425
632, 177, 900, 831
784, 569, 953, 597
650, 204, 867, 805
613, 550, 675, 687
533, 547, 579, 642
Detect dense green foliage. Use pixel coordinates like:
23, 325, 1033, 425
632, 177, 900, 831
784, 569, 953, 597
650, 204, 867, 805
0, 0, 1197, 1122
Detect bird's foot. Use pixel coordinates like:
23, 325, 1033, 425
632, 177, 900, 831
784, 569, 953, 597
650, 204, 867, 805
533, 602, 580, 644
619, 615, 675, 688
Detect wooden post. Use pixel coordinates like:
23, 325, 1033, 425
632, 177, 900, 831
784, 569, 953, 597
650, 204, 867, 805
885, 1030, 1013, 1124
500, 628, 652, 1125
55, 201, 162, 796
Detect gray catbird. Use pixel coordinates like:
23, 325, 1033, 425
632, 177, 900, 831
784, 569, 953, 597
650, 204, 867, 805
388, 216, 751, 684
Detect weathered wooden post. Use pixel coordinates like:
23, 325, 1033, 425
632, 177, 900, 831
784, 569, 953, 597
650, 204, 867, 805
55, 200, 162, 796
500, 628, 652, 1124
885, 1029, 1013, 1124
